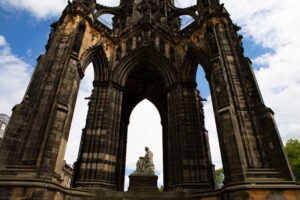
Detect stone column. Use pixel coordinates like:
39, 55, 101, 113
0, 16, 85, 184
205, 20, 295, 184
208, 57, 247, 184
166, 82, 215, 191
73, 81, 123, 190
115, 116, 129, 191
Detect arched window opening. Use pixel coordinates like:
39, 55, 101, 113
174, 0, 197, 8
196, 65, 224, 188
64, 64, 94, 170
96, 0, 120, 7
98, 14, 114, 29
179, 15, 194, 30
124, 99, 163, 191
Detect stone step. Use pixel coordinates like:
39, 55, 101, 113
94, 190, 190, 200
246, 168, 282, 179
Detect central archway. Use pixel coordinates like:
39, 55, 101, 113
125, 99, 163, 190
72, 47, 216, 191
111, 48, 215, 191
116, 53, 169, 190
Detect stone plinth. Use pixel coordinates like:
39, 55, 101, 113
128, 173, 158, 192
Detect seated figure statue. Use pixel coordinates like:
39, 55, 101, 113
135, 146, 155, 175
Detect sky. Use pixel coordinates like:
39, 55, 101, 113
1, 0, 300, 190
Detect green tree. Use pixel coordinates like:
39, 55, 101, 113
158, 185, 164, 192
285, 139, 300, 183
215, 168, 224, 188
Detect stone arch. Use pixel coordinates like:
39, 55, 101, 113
115, 50, 170, 189
94, 10, 119, 18
79, 45, 109, 81
181, 46, 211, 82
112, 47, 178, 87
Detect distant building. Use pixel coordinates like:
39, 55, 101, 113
0, 114, 10, 146
61, 160, 73, 188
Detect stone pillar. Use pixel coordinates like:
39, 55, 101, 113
0, 54, 48, 166
166, 82, 215, 191
0, 16, 85, 184
39, 56, 82, 180
73, 81, 123, 190
208, 57, 247, 184
115, 117, 129, 190
205, 20, 295, 185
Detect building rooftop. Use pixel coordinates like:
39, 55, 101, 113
0, 114, 10, 124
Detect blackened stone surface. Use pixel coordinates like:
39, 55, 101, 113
0, 0, 297, 197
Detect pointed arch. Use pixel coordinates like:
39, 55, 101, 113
112, 47, 178, 87
182, 46, 211, 82
79, 45, 109, 81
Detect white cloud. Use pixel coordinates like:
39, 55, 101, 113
96, 0, 120, 7
0, 0, 121, 19
174, 0, 196, 8
0, 0, 67, 19
0, 36, 6, 46
0, 35, 32, 115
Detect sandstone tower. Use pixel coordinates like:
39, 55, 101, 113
0, 0, 299, 199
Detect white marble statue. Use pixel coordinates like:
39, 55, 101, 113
135, 147, 155, 174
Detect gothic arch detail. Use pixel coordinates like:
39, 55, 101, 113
112, 46, 177, 87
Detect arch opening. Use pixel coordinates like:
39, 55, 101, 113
174, 0, 197, 8
113, 47, 176, 87
179, 15, 195, 30
96, 0, 120, 7
97, 14, 114, 29
122, 62, 167, 116
120, 61, 168, 191
63, 63, 94, 186
125, 99, 163, 191
196, 65, 224, 188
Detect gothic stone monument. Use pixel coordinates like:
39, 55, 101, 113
0, 0, 299, 199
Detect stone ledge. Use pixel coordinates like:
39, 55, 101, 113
191, 182, 300, 199
0, 178, 94, 197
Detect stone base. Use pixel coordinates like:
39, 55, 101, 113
128, 173, 158, 192
0, 178, 94, 200
1, 178, 300, 200
191, 182, 300, 200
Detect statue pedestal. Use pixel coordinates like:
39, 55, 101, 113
128, 172, 158, 191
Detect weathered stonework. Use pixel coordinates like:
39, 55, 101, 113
0, 0, 299, 199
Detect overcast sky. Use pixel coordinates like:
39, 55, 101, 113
0, 0, 300, 189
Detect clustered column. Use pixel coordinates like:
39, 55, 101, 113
166, 83, 215, 191
73, 81, 124, 190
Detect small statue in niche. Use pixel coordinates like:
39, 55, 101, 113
135, 146, 155, 175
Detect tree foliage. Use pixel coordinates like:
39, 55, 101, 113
215, 168, 224, 188
285, 139, 300, 183
158, 185, 164, 192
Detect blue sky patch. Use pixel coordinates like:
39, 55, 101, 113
0, 8, 55, 67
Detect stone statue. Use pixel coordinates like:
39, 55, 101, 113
135, 146, 155, 174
